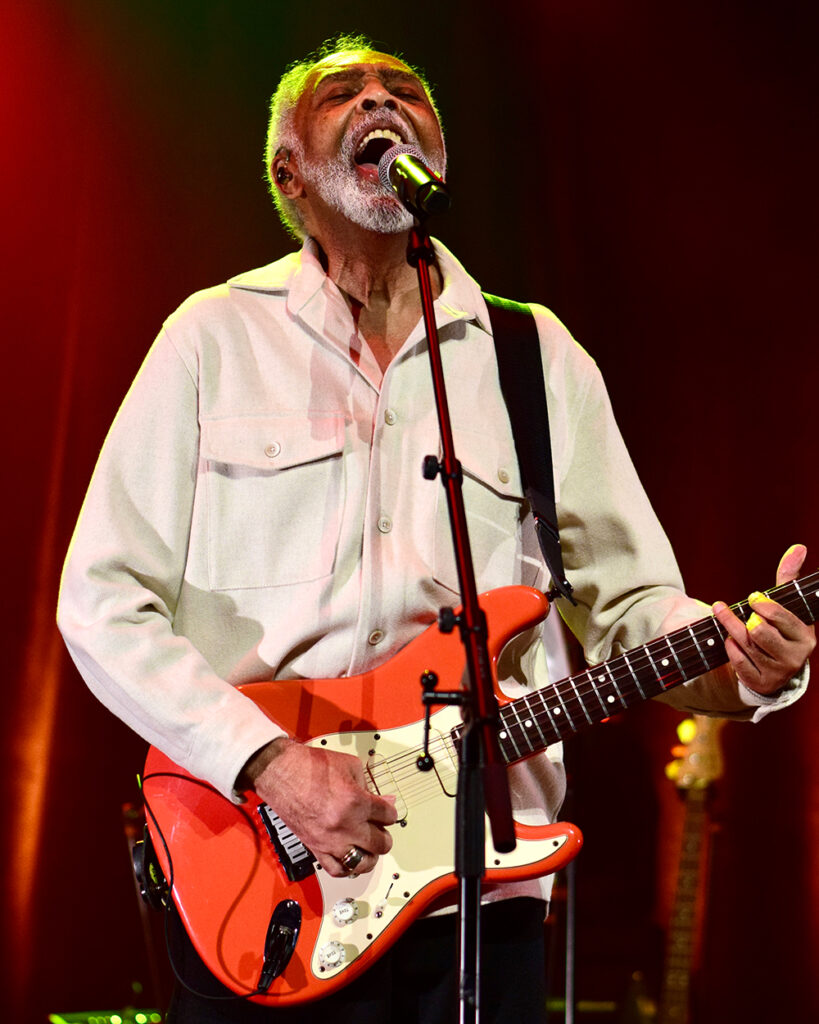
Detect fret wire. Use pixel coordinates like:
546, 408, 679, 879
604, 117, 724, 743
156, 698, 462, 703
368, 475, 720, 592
692, 620, 722, 669
501, 701, 560, 763
498, 727, 520, 761
663, 634, 687, 680
535, 689, 562, 742
645, 642, 679, 690
552, 680, 579, 732
532, 698, 565, 742
497, 704, 521, 754
792, 578, 813, 619
609, 658, 639, 701
620, 649, 648, 699
507, 700, 540, 757
505, 700, 532, 757
521, 693, 549, 747
565, 673, 594, 724
631, 646, 666, 697
585, 668, 611, 716
535, 702, 568, 743
647, 644, 678, 691
733, 600, 751, 624
604, 661, 628, 708
492, 712, 515, 761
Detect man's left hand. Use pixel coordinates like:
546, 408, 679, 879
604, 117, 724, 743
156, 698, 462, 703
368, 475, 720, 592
712, 544, 816, 696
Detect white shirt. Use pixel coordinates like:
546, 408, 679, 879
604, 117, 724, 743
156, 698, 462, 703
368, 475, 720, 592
58, 238, 803, 842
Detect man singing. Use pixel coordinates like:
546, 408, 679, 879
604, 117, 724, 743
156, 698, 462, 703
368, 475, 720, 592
57, 34, 813, 1023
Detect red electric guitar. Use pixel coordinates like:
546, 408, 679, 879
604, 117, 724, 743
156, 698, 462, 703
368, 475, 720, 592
140, 572, 818, 1006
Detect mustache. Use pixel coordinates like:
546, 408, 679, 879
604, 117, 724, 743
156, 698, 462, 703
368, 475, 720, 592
342, 110, 418, 158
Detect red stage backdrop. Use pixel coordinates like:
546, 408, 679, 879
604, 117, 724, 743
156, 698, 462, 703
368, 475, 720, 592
2, 2, 816, 1020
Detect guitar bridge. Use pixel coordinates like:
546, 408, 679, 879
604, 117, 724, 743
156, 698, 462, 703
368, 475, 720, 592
257, 804, 316, 882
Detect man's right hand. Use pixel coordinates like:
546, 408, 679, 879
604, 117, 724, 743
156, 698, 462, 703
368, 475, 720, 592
240, 738, 397, 877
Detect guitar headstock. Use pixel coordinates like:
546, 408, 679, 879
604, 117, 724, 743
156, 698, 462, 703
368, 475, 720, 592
665, 714, 725, 791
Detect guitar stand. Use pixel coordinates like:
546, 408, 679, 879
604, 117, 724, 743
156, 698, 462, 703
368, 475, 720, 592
406, 222, 516, 1023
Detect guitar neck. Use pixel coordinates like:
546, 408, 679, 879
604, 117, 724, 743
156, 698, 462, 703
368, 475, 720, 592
496, 571, 819, 764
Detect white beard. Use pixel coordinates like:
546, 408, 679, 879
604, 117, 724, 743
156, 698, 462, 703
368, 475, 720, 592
301, 118, 445, 234
310, 160, 414, 233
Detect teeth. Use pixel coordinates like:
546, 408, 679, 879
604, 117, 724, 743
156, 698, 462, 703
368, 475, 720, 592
356, 128, 403, 153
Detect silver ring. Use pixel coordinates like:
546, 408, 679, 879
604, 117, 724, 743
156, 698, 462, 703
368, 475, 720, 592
340, 845, 365, 873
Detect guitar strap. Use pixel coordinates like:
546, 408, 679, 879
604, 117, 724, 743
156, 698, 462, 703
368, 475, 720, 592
482, 293, 575, 604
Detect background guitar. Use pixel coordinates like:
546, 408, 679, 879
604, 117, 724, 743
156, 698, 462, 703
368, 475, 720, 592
656, 715, 725, 1024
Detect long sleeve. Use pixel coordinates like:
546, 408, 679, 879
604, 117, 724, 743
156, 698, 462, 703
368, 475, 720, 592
531, 304, 807, 719
57, 328, 284, 799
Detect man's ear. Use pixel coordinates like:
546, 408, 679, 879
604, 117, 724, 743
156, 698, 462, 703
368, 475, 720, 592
271, 150, 304, 199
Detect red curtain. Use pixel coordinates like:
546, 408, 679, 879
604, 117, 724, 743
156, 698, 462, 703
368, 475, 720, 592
3, 2, 816, 1019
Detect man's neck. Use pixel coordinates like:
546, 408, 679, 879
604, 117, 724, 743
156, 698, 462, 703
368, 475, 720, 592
312, 222, 442, 373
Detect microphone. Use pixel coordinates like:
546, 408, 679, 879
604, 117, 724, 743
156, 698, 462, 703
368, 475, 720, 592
378, 144, 451, 218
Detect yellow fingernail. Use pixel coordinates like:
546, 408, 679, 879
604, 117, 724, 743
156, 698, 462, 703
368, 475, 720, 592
748, 591, 770, 605
747, 611, 764, 631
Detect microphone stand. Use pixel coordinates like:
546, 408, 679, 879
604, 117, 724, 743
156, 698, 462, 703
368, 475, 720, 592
407, 222, 516, 1023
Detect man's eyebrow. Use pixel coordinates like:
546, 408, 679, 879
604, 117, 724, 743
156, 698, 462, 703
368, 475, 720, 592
313, 68, 425, 94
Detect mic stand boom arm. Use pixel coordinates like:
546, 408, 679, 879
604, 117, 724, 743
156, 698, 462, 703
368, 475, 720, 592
407, 223, 516, 1024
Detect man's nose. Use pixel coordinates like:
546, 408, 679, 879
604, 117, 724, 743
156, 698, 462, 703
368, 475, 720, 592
359, 83, 397, 112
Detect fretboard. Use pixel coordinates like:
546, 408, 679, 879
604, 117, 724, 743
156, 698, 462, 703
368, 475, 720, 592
495, 570, 819, 765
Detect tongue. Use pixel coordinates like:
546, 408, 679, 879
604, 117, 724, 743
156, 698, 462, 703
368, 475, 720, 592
356, 137, 397, 169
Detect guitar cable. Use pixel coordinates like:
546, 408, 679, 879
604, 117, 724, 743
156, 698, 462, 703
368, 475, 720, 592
139, 771, 269, 1005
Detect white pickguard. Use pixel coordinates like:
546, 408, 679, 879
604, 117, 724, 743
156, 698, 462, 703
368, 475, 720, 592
308, 707, 572, 983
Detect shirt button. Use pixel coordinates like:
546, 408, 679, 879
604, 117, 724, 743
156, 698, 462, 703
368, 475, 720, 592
377, 515, 393, 533
497, 468, 510, 484
384, 409, 397, 425
368, 629, 385, 646
264, 442, 282, 458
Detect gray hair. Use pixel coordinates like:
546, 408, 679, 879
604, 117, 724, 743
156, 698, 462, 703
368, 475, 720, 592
263, 33, 441, 240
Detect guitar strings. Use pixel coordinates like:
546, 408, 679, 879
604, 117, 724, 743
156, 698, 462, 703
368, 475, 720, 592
363, 575, 818, 797
498, 577, 818, 755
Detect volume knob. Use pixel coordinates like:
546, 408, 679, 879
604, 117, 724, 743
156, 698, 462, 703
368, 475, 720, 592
332, 897, 360, 926
318, 940, 346, 970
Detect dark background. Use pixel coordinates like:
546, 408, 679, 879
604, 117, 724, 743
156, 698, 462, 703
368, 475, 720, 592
3, 1, 817, 1021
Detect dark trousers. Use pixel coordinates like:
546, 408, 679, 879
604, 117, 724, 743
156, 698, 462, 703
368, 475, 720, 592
166, 897, 548, 1023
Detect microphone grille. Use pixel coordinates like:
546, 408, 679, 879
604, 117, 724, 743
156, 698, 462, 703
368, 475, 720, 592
377, 143, 426, 190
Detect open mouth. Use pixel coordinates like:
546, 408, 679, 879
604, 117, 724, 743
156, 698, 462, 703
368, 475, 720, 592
354, 128, 404, 171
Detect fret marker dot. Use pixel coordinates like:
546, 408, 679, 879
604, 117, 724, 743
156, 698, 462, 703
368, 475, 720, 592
707, 638, 715, 646
607, 695, 616, 704
814, 591, 819, 599
661, 659, 670, 667
499, 731, 507, 739
525, 719, 533, 728
598, 675, 605, 682
553, 707, 562, 715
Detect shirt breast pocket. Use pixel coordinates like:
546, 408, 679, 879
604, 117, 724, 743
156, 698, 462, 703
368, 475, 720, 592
431, 429, 528, 595
200, 414, 346, 591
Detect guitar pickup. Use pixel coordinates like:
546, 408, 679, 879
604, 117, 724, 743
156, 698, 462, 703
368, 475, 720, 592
257, 804, 316, 882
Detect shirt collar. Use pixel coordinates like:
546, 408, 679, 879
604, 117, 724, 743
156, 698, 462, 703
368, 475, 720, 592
228, 237, 492, 334
429, 237, 492, 335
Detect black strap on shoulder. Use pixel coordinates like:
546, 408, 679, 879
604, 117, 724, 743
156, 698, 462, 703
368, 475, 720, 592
482, 293, 575, 604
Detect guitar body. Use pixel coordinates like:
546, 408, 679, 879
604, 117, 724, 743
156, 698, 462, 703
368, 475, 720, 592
142, 567, 819, 1007
142, 585, 584, 1006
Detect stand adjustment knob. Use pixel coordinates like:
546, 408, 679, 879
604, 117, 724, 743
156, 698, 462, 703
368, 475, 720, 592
422, 455, 440, 480
438, 607, 458, 633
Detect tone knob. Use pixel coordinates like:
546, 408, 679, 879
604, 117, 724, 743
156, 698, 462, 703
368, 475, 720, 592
332, 897, 360, 926
318, 940, 346, 970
